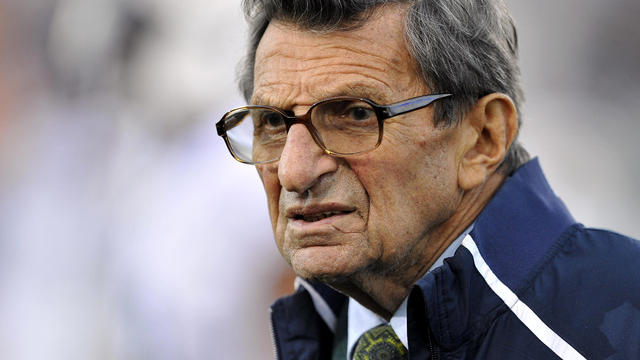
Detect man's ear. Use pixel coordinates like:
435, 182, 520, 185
457, 93, 518, 190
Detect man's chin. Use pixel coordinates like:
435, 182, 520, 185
288, 245, 367, 284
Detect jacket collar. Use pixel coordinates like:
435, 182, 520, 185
412, 158, 577, 350
469, 157, 575, 291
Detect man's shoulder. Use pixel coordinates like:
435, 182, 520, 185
270, 282, 345, 360
555, 224, 640, 274
578, 225, 639, 246
520, 225, 640, 358
553, 225, 640, 301
529, 224, 640, 296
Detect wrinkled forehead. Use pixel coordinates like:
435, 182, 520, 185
252, 5, 425, 107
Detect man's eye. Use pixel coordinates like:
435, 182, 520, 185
348, 107, 374, 121
262, 112, 285, 128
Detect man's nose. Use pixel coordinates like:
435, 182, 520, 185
278, 123, 338, 194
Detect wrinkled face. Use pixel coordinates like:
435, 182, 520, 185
253, 6, 466, 282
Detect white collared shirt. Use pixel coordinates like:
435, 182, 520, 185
345, 224, 474, 359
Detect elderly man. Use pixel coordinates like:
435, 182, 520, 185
216, 0, 640, 359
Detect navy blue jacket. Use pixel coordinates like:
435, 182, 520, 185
269, 159, 640, 359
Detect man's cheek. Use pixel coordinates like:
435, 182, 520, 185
257, 164, 281, 233
256, 163, 279, 187
273, 224, 289, 262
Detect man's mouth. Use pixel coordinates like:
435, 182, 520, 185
285, 203, 364, 234
294, 210, 352, 222
287, 204, 356, 223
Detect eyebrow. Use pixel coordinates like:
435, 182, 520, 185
250, 81, 391, 109
250, 93, 270, 106
313, 83, 387, 103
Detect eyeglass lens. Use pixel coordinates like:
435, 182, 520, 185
223, 99, 381, 164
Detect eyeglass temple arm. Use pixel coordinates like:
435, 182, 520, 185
382, 93, 452, 118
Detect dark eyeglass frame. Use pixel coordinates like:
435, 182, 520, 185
216, 93, 452, 164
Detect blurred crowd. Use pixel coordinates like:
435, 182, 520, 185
0, 0, 290, 359
0, 0, 637, 359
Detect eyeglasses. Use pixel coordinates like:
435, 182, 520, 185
216, 93, 452, 164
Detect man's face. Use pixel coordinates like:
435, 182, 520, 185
252, 6, 466, 283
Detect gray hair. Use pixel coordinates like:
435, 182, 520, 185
238, 0, 530, 175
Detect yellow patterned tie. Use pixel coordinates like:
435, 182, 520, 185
353, 324, 408, 360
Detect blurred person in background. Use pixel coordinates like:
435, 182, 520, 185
216, 0, 640, 358
1, 0, 288, 359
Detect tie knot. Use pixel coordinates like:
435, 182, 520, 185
353, 324, 408, 360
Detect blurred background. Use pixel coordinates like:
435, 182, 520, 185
0, 0, 637, 359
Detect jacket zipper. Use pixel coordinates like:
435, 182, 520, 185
269, 308, 282, 360
426, 322, 438, 360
